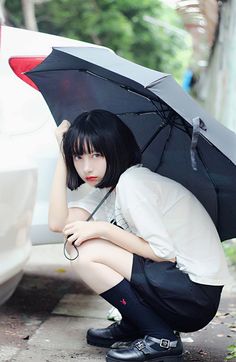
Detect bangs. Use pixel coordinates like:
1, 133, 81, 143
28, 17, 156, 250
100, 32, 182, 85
63, 109, 141, 190
72, 132, 105, 157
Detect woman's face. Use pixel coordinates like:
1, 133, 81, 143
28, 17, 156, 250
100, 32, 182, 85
73, 142, 107, 187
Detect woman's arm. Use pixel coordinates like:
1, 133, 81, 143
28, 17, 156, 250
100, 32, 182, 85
102, 222, 168, 262
63, 220, 174, 262
48, 121, 89, 232
48, 152, 69, 232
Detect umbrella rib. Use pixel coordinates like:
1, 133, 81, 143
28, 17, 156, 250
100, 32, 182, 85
159, 101, 171, 121
84, 70, 156, 102
154, 124, 173, 173
117, 111, 158, 117
141, 121, 168, 154
139, 101, 177, 167
33, 67, 157, 103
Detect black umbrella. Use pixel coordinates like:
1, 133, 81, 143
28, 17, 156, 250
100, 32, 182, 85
26, 46, 236, 241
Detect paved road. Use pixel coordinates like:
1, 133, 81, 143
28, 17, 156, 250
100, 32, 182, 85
0, 244, 235, 361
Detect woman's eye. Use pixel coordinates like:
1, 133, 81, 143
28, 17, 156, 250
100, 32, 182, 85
73, 155, 82, 160
92, 153, 101, 158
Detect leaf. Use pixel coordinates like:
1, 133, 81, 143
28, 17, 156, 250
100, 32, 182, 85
55, 268, 66, 273
225, 344, 236, 361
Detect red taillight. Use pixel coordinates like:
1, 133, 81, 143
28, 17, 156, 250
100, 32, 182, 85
9, 56, 45, 90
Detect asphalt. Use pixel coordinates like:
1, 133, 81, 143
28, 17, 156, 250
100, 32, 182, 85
0, 244, 235, 362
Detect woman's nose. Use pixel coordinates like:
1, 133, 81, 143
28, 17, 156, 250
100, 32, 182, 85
83, 158, 93, 173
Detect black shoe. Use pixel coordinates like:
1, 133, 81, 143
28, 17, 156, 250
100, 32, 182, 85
109, 332, 182, 351
106, 335, 183, 361
86, 320, 141, 348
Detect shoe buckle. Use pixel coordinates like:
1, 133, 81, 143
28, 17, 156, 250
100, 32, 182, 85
160, 338, 170, 349
135, 340, 145, 351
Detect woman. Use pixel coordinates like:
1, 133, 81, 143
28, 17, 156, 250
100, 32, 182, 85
49, 109, 229, 362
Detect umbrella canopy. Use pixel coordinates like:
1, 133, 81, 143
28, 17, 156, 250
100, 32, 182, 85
26, 46, 236, 241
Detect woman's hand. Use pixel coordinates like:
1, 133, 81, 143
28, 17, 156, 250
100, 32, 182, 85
63, 220, 107, 246
55, 119, 71, 146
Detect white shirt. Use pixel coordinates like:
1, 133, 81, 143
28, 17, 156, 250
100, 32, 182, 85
69, 165, 230, 286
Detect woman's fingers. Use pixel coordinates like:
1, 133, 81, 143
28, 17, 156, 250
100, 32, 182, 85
63, 227, 74, 236
55, 119, 71, 145
63, 224, 76, 235
67, 233, 79, 244
63, 221, 77, 231
59, 119, 71, 130
63, 221, 88, 245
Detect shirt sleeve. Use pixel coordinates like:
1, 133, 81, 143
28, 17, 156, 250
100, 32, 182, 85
117, 177, 175, 259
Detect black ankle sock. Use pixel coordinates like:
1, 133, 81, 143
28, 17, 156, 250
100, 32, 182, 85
101, 279, 176, 340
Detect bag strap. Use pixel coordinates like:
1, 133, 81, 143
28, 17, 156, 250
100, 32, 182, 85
86, 185, 115, 221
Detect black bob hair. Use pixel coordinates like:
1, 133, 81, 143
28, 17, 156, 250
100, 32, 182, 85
62, 109, 142, 190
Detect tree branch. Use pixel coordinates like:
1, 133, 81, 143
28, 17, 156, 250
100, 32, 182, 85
0, 0, 6, 24
21, 0, 39, 31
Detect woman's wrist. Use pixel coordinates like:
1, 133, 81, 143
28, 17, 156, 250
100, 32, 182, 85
99, 221, 113, 240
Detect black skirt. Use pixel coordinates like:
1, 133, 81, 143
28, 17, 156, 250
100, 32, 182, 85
130, 254, 223, 332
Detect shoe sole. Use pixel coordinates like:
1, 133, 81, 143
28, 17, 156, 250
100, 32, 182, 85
106, 355, 183, 362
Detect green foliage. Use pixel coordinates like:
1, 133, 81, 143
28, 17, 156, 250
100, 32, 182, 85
223, 241, 236, 265
5, 0, 191, 82
5, 0, 23, 27
225, 344, 236, 360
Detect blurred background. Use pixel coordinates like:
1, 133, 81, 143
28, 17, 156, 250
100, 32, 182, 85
0, 2, 236, 360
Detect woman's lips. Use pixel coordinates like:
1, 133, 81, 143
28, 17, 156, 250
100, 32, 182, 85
85, 176, 98, 181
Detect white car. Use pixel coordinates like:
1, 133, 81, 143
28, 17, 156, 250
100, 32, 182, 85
0, 138, 37, 305
0, 25, 100, 305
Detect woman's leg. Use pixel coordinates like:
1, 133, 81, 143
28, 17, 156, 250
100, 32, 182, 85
71, 238, 133, 294
71, 239, 176, 341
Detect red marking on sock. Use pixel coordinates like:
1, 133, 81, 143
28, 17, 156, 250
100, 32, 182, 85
120, 298, 127, 306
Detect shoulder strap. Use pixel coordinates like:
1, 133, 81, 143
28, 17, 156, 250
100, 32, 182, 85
86, 186, 115, 221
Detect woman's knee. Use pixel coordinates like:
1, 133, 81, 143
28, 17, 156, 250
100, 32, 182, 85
70, 239, 104, 268
70, 239, 133, 281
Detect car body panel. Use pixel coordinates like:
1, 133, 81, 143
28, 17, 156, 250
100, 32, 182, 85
0, 26, 101, 246
0, 26, 100, 305
0, 136, 37, 304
